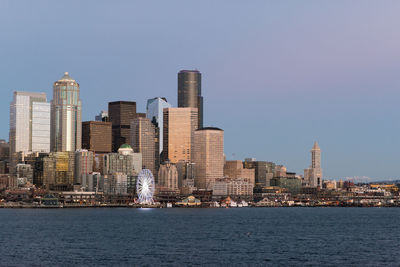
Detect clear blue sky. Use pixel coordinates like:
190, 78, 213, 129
1, 1, 399, 180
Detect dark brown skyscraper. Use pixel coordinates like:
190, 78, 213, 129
178, 70, 203, 128
108, 101, 145, 152
82, 121, 112, 153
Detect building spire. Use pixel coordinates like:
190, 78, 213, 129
312, 141, 320, 150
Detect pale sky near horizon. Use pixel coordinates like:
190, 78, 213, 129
1, 1, 400, 181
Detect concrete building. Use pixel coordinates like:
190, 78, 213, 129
224, 160, 255, 186
81, 172, 103, 192
146, 97, 171, 154
82, 121, 112, 153
270, 176, 302, 195
176, 161, 195, 188
304, 142, 323, 188
75, 150, 94, 185
178, 70, 203, 128
10, 91, 50, 172
193, 127, 224, 190
103, 144, 142, 176
130, 117, 158, 182
243, 159, 276, 188
108, 101, 145, 152
43, 151, 76, 191
16, 163, 33, 185
213, 178, 253, 196
51, 72, 82, 152
158, 160, 178, 191
104, 172, 127, 195
163, 107, 198, 163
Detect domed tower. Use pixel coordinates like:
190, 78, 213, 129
50, 72, 82, 152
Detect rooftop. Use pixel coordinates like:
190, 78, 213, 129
196, 127, 223, 131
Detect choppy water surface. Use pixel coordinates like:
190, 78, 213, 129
0, 207, 399, 266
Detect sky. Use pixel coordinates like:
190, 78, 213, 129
0, 1, 400, 180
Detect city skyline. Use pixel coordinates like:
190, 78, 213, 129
1, 1, 400, 180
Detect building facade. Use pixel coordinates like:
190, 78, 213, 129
304, 142, 323, 188
146, 97, 171, 154
243, 159, 276, 188
130, 117, 158, 182
108, 101, 145, 152
163, 107, 198, 163
103, 144, 142, 176
158, 160, 178, 191
75, 149, 94, 185
43, 151, 75, 191
51, 72, 82, 152
82, 121, 112, 153
224, 160, 255, 186
193, 127, 224, 190
10, 91, 50, 155
178, 70, 203, 128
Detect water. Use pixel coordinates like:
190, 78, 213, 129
0, 207, 399, 266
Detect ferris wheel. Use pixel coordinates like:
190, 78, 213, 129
136, 169, 155, 204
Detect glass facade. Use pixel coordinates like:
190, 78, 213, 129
146, 97, 171, 153
9, 92, 50, 159
51, 72, 82, 152
163, 108, 198, 163
178, 70, 203, 128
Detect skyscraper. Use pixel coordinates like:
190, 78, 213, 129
178, 70, 203, 128
304, 142, 323, 188
146, 97, 171, 154
163, 107, 198, 163
108, 101, 145, 152
130, 117, 159, 181
51, 72, 82, 152
82, 121, 112, 153
10, 91, 50, 155
193, 127, 224, 190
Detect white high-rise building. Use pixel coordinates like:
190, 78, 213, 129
10, 91, 50, 156
304, 142, 323, 188
146, 97, 171, 153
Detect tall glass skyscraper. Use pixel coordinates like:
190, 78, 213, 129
178, 70, 203, 128
51, 72, 82, 152
10, 91, 50, 155
146, 97, 171, 153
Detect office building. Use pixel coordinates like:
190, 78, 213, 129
213, 178, 253, 196
193, 127, 224, 190
158, 160, 178, 191
82, 121, 112, 153
163, 107, 198, 163
178, 70, 203, 128
146, 97, 172, 154
304, 142, 323, 188
75, 150, 94, 185
103, 144, 142, 176
108, 101, 145, 152
131, 117, 159, 181
224, 160, 255, 186
10, 91, 50, 155
51, 72, 82, 152
243, 159, 276, 188
43, 151, 75, 191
